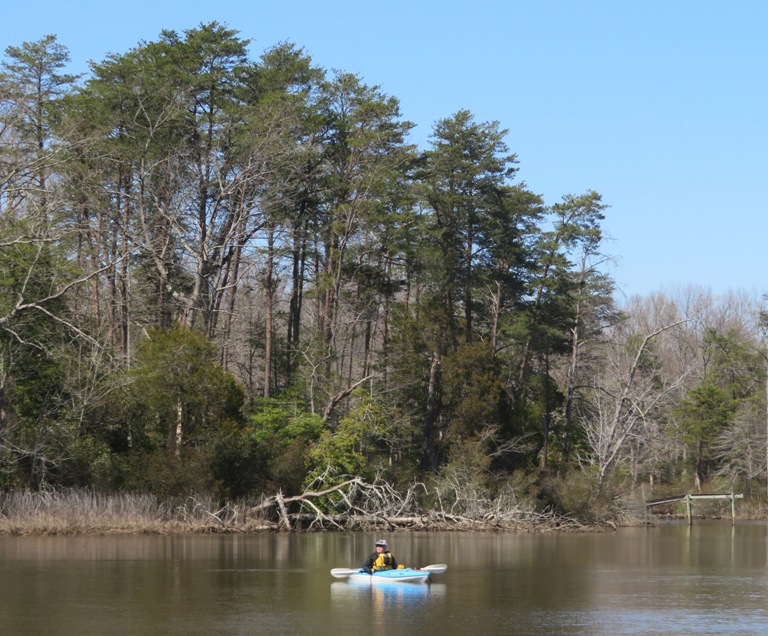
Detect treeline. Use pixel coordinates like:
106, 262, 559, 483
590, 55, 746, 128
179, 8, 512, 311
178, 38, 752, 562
0, 23, 766, 523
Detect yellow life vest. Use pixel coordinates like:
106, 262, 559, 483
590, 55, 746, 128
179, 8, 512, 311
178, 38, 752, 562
372, 552, 394, 571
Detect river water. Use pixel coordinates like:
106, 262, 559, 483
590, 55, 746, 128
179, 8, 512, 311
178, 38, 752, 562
2, 521, 768, 635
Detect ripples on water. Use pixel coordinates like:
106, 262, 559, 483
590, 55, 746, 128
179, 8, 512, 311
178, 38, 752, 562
2, 522, 768, 634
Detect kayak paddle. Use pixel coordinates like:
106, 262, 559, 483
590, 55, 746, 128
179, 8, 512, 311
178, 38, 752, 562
330, 568, 361, 578
420, 563, 447, 574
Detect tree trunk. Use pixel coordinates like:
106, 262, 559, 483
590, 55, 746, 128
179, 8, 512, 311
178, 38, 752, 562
264, 222, 275, 398
175, 400, 183, 456
563, 295, 583, 462
286, 214, 307, 380
420, 354, 442, 474
0, 370, 6, 453
219, 238, 243, 373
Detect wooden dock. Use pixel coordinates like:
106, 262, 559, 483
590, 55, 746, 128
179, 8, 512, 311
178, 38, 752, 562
645, 493, 743, 525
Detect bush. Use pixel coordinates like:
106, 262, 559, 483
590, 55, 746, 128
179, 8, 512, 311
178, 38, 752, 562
538, 468, 604, 523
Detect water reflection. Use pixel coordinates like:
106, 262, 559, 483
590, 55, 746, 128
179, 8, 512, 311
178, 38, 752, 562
330, 580, 447, 601
3, 524, 768, 634
330, 581, 447, 636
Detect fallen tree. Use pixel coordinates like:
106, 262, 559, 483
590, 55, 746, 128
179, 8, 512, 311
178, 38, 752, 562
0, 475, 583, 535
248, 472, 582, 532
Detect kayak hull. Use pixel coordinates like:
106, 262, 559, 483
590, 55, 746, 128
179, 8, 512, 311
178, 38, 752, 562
348, 568, 431, 584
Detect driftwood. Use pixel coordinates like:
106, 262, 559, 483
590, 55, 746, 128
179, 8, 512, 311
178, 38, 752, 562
246, 474, 579, 532
251, 477, 366, 530
0, 486, 584, 536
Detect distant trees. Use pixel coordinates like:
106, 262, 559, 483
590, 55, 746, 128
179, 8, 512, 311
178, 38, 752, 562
1, 28, 767, 519
0, 34, 89, 490
580, 314, 691, 489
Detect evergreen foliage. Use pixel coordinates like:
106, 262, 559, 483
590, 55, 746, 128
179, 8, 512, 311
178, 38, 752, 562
1, 27, 766, 522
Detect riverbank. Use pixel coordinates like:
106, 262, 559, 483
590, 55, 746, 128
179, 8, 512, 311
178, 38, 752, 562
0, 489, 590, 536
7, 487, 756, 536
0, 491, 275, 536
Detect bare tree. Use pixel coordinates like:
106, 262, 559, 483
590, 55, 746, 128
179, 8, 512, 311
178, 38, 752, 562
579, 314, 694, 488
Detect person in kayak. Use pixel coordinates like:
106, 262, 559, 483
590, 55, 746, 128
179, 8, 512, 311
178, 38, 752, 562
362, 539, 398, 573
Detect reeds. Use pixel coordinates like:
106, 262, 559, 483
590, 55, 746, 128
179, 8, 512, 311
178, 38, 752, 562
0, 490, 273, 535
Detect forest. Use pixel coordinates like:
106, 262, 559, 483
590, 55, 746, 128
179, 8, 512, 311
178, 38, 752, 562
1, 22, 767, 531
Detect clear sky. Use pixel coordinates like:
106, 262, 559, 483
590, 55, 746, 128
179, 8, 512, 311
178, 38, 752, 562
3, 1, 766, 300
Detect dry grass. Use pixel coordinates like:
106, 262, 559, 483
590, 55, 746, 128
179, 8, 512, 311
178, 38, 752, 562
0, 490, 274, 535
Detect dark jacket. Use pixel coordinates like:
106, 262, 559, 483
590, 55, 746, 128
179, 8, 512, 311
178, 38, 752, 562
363, 550, 397, 573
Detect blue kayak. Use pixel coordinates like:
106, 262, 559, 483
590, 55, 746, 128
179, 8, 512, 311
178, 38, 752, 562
347, 568, 431, 584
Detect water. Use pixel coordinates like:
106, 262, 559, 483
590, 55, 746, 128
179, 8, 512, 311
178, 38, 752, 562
2, 522, 768, 634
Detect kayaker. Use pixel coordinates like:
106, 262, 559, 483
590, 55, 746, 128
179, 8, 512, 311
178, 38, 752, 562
362, 539, 398, 573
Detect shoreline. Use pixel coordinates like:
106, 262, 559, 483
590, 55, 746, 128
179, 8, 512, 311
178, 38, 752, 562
0, 488, 584, 536
0, 511, 607, 536
2, 489, 754, 537
3, 517, 755, 537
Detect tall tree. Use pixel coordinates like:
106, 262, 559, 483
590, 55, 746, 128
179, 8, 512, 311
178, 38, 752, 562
0, 37, 102, 490
421, 110, 519, 349
156, 23, 255, 337
1, 35, 78, 195
237, 42, 325, 397
517, 191, 610, 467
412, 110, 537, 472
304, 72, 413, 417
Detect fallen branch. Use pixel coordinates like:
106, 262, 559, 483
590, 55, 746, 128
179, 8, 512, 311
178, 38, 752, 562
244, 473, 574, 532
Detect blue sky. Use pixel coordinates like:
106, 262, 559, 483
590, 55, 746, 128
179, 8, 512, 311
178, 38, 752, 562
3, 1, 766, 300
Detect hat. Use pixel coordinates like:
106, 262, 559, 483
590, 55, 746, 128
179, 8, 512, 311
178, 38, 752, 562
375, 539, 387, 548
